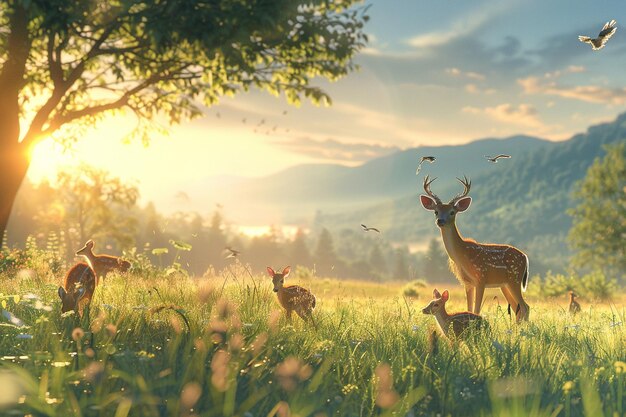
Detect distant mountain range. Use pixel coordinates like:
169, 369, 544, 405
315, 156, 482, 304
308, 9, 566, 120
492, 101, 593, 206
187, 113, 626, 272
190, 134, 552, 223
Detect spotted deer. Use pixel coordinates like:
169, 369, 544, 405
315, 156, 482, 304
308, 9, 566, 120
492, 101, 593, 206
267, 266, 316, 322
76, 240, 130, 284
57, 263, 96, 317
420, 176, 530, 321
422, 289, 486, 338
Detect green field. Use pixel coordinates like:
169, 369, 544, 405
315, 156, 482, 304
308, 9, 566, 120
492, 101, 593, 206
0, 259, 625, 417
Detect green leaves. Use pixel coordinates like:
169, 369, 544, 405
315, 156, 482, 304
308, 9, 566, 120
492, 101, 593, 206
1, 0, 369, 148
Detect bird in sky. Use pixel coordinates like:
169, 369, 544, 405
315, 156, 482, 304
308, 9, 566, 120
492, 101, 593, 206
361, 224, 381, 233
224, 247, 240, 259
579, 20, 617, 50
415, 156, 436, 175
485, 154, 511, 163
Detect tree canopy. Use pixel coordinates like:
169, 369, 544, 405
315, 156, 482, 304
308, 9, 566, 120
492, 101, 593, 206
0, 0, 368, 240
568, 143, 626, 277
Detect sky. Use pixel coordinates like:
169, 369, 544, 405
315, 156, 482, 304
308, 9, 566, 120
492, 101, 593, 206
27, 0, 626, 213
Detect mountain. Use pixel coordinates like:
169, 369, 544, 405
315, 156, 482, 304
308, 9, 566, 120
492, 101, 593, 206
187, 134, 552, 223
317, 113, 626, 273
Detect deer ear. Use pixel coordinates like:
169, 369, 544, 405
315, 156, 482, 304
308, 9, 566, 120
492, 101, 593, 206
266, 267, 275, 277
433, 288, 441, 298
441, 290, 449, 302
282, 266, 291, 278
454, 197, 472, 212
420, 195, 437, 211
58, 287, 66, 299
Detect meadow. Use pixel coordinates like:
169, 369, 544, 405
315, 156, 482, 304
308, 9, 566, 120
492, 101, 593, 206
0, 253, 625, 417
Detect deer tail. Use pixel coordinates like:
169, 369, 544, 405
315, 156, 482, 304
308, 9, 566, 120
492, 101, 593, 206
522, 254, 529, 292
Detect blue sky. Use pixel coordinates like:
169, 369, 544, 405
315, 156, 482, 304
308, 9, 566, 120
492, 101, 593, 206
29, 0, 626, 212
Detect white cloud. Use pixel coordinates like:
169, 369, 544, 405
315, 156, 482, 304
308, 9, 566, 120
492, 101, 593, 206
463, 103, 545, 129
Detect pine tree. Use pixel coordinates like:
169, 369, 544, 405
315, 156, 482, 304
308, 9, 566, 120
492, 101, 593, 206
289, 228, 312, 268
314, 228, 338, 277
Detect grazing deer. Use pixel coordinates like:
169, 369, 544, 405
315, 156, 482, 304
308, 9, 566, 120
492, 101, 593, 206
568, 291, 581, 315
58, 263, 96, 317
267, 266, 316, 322
76, 240, 130, 283
420, 176, 530, 321
422, 289, 486, 338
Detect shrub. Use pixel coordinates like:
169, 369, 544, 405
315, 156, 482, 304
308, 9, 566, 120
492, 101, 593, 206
579, 270, 617, 300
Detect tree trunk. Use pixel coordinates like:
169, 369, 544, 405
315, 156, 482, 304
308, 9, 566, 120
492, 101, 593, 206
0, 144, 29, 248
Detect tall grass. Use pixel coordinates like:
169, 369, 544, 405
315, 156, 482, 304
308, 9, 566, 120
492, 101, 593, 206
0, 261, 625, 416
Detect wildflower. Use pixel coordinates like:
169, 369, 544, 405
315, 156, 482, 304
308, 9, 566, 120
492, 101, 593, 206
342, 384, 359, 395
563, 381, 574, 393
614, 361, 626, 374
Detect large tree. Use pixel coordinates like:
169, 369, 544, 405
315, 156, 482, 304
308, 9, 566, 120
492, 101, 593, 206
0, 0, 368, 243
568, 143, 626, 277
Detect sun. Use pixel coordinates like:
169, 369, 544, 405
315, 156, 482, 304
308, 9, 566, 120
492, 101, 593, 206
26, 139, 77, 184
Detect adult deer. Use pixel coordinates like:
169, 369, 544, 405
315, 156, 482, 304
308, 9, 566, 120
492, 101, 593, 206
76, 240, 130, 284
420, 176, 530, 321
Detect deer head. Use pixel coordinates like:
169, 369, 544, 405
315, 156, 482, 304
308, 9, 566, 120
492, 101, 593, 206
267, 266, 291, 293
420, 176, 472, 228
58, 285, 87, 313
76, 240, 94, 256
422, 288, 449, 315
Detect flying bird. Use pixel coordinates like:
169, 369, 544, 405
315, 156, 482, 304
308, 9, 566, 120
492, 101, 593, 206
579, 20, 617, 50
361, 224, 381, 233
485, 154, 511, 163
415, 156, 436, 175
224, 247, 240, 259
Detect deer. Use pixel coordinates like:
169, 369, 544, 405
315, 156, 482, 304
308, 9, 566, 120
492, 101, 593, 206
422, 289, 486, 338
76, 240, 130, 284
58, 263, 96, 317
420, 176, 530, 321
267, 266, 316, 323
568, 291, 581, 315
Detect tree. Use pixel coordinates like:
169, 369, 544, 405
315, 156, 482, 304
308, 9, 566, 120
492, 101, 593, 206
368, 244, 386, 279
568, 143, 626, 277
34, 164, 139, 259
0, 1, 369, 244
423, 238, 450, 281
289, 228, 312, 268
392, 247, 410, 280
314, 228, 338, 277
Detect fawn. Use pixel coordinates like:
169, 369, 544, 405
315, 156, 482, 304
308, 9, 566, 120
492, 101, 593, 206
267, 266, 316, 322
569, 291, 581, 315
76, 240, 130, 283
420, 176, 530, 321
422, 289, 486, 338
58, 263, 96, 317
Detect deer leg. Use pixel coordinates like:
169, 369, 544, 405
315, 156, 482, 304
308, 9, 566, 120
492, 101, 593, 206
506, 283, 529, 322
500, 286, 516, 319
473, 284, 485, 315
285, 309, 293, 322
465, 286, 475, 312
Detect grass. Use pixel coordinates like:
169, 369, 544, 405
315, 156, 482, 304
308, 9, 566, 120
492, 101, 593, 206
0, 261, 625, 417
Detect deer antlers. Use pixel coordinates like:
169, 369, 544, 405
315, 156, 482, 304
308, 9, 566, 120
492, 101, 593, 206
450, 176, 471, 204
423, 175, 442, 204
423, 175, 471, 205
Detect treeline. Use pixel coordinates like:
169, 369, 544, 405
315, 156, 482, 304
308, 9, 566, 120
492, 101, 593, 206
7, 165, 455, 282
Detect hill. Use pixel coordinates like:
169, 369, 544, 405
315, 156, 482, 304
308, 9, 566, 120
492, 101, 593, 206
317, 113, 626, 272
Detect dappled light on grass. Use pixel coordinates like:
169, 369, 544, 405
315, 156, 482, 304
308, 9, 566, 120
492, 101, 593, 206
0, 265, 624, 415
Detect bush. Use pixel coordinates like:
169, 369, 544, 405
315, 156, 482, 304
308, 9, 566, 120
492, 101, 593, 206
541, 271, 578, 297
402, 279, 428, 298
579, 270, 617, 300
